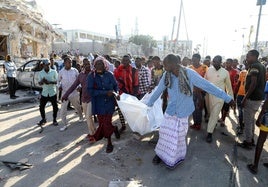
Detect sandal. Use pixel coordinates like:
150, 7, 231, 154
106, 144, 114, 153
152, 155, 162, 165
237, 141, 252, 150
87, 134, 96, 144
247, 164, 258, 174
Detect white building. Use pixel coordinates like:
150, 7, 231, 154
61, 29, 116, 43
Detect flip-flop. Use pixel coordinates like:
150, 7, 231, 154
87, 135, 96, 144
247, 164, 258, 174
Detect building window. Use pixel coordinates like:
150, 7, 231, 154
80, 33, 86, 39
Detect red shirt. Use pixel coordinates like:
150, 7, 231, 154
228, 68, 239, 91
114, 65, 139, 95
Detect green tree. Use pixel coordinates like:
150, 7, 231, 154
129, 35, 157, 56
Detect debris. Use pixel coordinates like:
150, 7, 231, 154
1, 161, 32, 171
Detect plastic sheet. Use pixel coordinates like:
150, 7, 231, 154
117, 91, 163, 135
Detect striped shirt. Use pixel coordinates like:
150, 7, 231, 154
138, 66, 150, 95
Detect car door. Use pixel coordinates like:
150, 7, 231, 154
17, 60, 40, 88
33, 60, 43, 88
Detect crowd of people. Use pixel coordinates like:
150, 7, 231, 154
3, 49, 268, 173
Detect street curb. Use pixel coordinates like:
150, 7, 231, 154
0, 97, 37, 106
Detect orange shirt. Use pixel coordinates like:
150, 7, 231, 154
237, 70, 247, 96
190, 64, 208, 93
190, 64, 208, 77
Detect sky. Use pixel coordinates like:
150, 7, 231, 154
34, 0, 268, 58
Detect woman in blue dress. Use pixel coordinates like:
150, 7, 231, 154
87, 56, 119, 153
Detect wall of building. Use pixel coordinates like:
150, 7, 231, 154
0, 0, 62, 62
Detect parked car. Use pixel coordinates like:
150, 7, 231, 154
16, 58, 63, 89
16, 59, 45, 89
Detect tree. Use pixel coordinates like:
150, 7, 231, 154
129, 35, 157, 56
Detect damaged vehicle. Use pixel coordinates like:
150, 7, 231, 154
16, 58, 63, 89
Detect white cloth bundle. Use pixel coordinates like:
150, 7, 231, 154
117, 89, 163, 135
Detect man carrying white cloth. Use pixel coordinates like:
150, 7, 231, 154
146, 54, 235, 169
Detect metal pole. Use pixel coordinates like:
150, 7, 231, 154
254, 4, 263, 49
175, 0, 183, 51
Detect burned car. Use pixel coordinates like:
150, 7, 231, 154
16, 58, 63, 89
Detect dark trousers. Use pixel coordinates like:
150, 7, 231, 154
7, 77, 17, 97
39, 94, 58, 122
237, 95, 244, 127
192, 92, 203, 125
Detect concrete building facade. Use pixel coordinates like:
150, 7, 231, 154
0, 0, 62, 62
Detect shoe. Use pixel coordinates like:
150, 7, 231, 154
263, 163, 268, 168
52, 121, 58, 126
119, 125, 126, 134
37, 119, 47, 126
206, 133, 212, 143
251, 139, 256, 146
10, 96, 16, 99
87, 134, 96, 144
236, 126, 243, 135
247, 164, 258, 174
106, 144, 114, 153
114, 126, 120, 139
152, 155, 162, 164
190, 124, 201, 130
14, 95, 19, 98
237, 140, 252, 150
67, 106, 74, 111
78, 117, 83, 123
93, 115, 98, 123
60, 125, 67, 131
218, 119, 225, 127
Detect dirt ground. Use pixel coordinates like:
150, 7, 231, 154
0, 100, 268, 187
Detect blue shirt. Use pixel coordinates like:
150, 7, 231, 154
38, 68, 58, 97
147, 68, 232, 118
87, 71, 118, 115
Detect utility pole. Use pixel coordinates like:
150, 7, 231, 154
171, 16, 176, 41
254, 0, 266, 49
175, 0, 183, 52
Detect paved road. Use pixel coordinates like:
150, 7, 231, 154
0, 91, 268, 187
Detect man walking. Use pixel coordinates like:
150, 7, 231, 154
147, 54, 234, 169
135, 57, 150, 99
61, 58, 95, 135
114, 55, 139, 133
58, 57, 83, 131
239, 50, 266, 149
205, 55, 233, 143
38, 59, 58, 126
189, 53, 208, 130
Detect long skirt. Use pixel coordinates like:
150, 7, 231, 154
93, 114, 115, 141
155, 113, 189, 168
